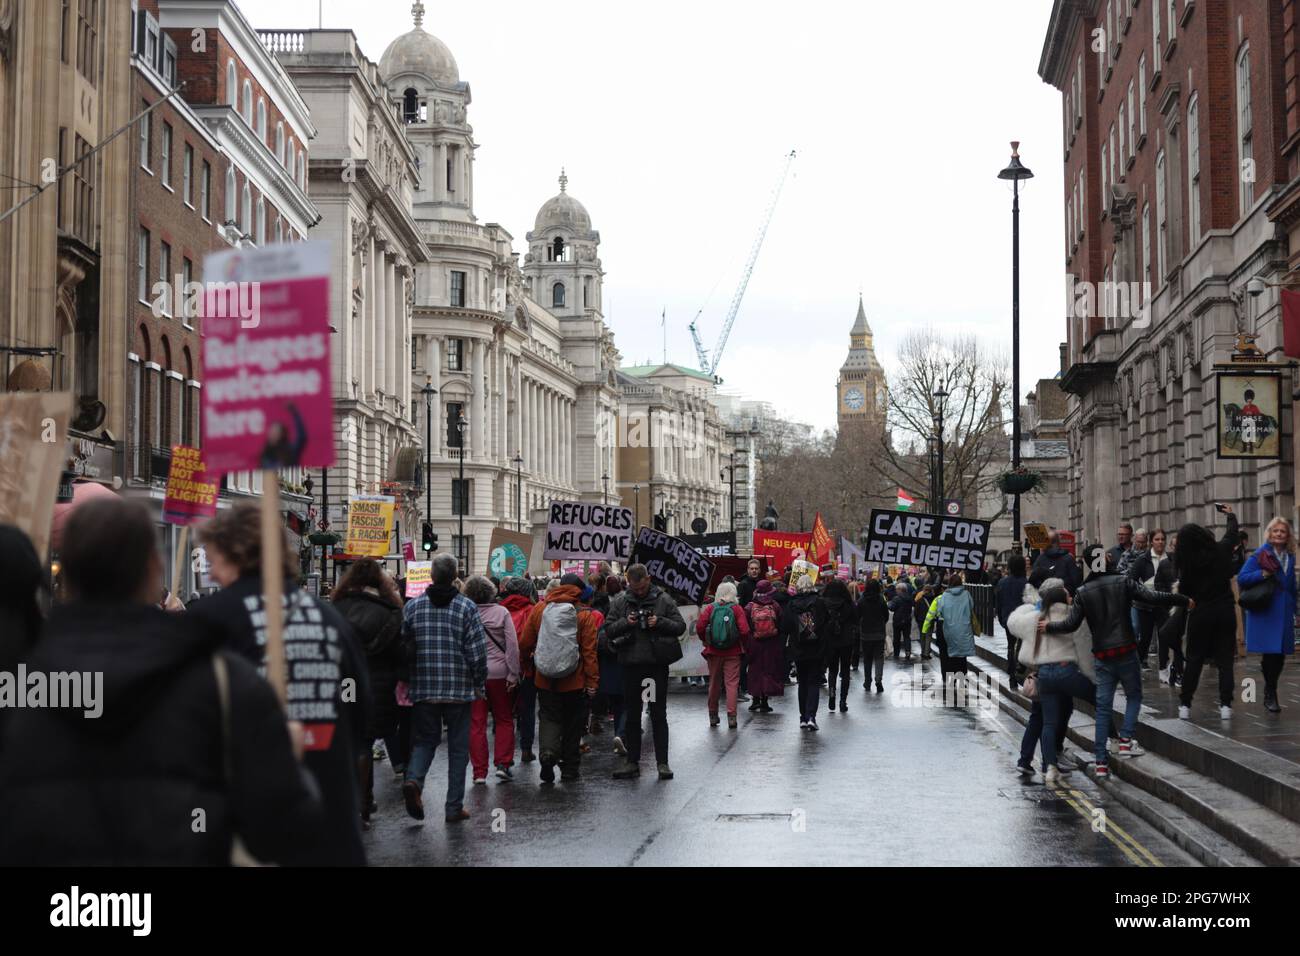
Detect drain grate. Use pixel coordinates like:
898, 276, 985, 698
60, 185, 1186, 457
997, 787, 1064, 803
716, 812, 793, 822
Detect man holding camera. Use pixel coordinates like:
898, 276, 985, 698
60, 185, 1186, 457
605, 564, 686, 780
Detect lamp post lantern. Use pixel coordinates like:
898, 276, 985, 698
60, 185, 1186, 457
999, 141, 1033, 550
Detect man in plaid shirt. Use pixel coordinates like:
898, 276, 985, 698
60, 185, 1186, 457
401, 553, 488, 823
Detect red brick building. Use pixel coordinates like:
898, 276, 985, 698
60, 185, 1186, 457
1040, 0, 1293, 543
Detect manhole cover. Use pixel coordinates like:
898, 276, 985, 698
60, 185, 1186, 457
715, 813, 793, 822
997, 787, 1064, 803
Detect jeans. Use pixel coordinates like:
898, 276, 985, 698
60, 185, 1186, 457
893, 620, 913, 659
795, 660, 822, 721
1037, 662, 1096, 768
405, 701, 472, 818
1094, 650, 1142, 764
470, 678, 516, 778
622, 663, 669, 764
1180, 600, 1236, 708
537, 688, 588, 775
860, 639, 884, 685
1018, 700, 1071, 769
515, 675, 537, 754
826, 644, 853, 700
707, 655, 741, 716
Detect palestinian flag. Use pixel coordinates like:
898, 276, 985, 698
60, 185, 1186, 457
897, 488, 915, 511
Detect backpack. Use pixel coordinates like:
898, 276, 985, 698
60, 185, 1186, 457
797, 610, 818, 643
750, 603, 779, 640
707, 604, 738, 650
534, 602, 581, 679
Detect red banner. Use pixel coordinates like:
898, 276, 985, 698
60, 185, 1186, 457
809, 511, 832, 564
162, 445, 219, 526
751, 530, 813, 574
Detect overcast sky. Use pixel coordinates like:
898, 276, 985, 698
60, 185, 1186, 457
249, 0, 1066, 434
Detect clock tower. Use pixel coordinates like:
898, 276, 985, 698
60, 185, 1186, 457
837, 297, 887, 431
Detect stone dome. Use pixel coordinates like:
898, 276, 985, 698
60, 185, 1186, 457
534, 169, 591, 233
379, 5, 459, 87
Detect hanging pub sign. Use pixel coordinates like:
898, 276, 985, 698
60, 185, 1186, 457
1216, 370, 1282, 460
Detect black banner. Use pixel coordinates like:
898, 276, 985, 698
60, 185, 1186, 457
679, 531, 736, 557
863, 509, 990, 572
631, 526, 715, 604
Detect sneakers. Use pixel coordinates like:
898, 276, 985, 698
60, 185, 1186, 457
613, 735, 626, 755
1044, 765, 1062, 786
1178, 705, 1191, 720
495, 766, 513, 781
1220, 705, 1233, 719
401, 780, 425, 820
1117, 737, 1144, 758
737, 693, 750, 702
1015, 761, 1034, 776
372, 741, 387, 761
612, 759, 640, 779
473, 776, 487, 785
709, 713, 720, 727
657, 763, 674, 780
727, 714, 738, 730
799, 719, 809, 730
808, 718, 819, 732
1158, 667, 1170, 685
1094, 763, 1111, 779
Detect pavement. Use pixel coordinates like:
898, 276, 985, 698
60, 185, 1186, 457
362, 656, 1197, 866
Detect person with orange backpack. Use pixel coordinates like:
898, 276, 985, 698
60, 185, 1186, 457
697, 582, 751, 729
743, 579, 785, 713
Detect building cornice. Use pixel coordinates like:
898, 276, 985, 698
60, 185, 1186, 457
1039, 0, 1098, 87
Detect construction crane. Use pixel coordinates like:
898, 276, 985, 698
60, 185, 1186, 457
689, 149, 796, 377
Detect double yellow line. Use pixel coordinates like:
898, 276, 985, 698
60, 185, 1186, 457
1048, 780, 1164, 867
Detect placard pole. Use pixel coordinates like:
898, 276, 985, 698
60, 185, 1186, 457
261, 472, 288, 707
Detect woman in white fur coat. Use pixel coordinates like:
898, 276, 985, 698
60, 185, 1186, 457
1009, 578, 1095, 784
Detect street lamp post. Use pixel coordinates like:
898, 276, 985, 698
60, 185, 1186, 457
601, 472, 610, 505
421, 376, 436, 538
934, 383, 949, 509
456, 411, 467, 572
999, 141, 1033, 551
512, 451, 524, 532
633, 484, 640, 530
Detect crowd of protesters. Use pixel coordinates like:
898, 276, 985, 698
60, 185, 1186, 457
0, 492, 1292, 864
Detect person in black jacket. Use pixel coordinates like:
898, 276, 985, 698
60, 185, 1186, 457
995, 554, 1028, 687
331, 558, 407, 827
782, 575, 825, 729
1040, 545, 1190, 777
1175, 507, 1239, 719
0, 497, 324, 866
0, 525, 45, 752
1151, 530, 1186, 685
190, 503, 371, 865
888, 582, 914, 662
858, 577, 890, 695
1028, 533, 1082, 594
821, 577, 858, 710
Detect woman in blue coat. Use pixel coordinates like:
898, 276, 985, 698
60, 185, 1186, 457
1237, 516, 1297, 714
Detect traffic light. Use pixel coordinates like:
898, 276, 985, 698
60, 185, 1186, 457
422, 521, 435, 553
653, 513, 667, 532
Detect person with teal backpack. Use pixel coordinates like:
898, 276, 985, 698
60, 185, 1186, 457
696, 582, 752, 729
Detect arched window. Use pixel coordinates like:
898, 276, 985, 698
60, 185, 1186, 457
276, 123, 285, 165
275, 216, 282, 243
241, 182, 252, 234
226, 60, 237, 107
159, 336, 173, 447
182, 347, 195, 446
403, 88, 419, 123
224, 167, 237, 223
241, 80, 252, 125
256, 99, 266, 140
552, 282, 565, 309
297, 150, 305, 188
1238, 44, 1253, 215
255, 197, 265, 244
550, 236, 566, 262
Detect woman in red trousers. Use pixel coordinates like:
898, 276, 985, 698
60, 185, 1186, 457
465, 576, 520, 783
697, 581, 751, 729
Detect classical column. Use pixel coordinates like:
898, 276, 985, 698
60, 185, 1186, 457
436, 143, 448, 203
427, 337, 442, 452
375, 245, 387, 402
471, 339, 485, 460
545, 388, 554, 480
364, 231, 376, 395
389, 257, 401, 399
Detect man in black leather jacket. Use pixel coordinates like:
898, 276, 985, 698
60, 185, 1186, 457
1039, 545, 1191, 777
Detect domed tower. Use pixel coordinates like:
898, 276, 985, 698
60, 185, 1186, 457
380, 1, 475, 223
523, 170, 602, 318
837, 296, 887, 431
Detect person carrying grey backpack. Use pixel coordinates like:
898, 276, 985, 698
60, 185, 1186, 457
518, 574, 599, 783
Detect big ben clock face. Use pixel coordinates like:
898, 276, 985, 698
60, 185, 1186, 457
843, 387, 865, 410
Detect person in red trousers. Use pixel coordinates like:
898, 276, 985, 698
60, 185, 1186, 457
697, 581, 751, 729
464, 576, 520, 783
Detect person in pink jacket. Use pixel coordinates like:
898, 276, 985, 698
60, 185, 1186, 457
697, 581, 751, 729
464, 576, 520, 782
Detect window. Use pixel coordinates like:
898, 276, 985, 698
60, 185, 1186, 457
226, 60, 237, 107
447, 402, 465, 447
1101, 141, 1109, 204
162, 37, 177, 87
446, 154, 454, 193
200, 160, 210, 219
1167, 0, 1176, 42
182, 144, 193, 204
1126, 82, 1136, 157
181, 348, 194, 445
225, 167, 237, 223
450, 270, 466, 307
71, 135, 94, 244
276, 123, 285, 166
1110, 125, 1118, 183
447, 338, 463, 371
1153, 0, 1162, 66
552, 282, 565, 308
241, 80, 252, 126
1077, 170, 1085, 235
137, 228, 150, 301
255, 197, 265, 245
297, 150, 305, 188
160, 122, 172, 187
1187, 95, 1201, 245
159, 242, 171, 314
61, 0, 70, 62
139, 100, 151, 170
1118, 103, 1126, 167
182, 258, 194, 322
403, 88, 419, 124
241, 182, 251, 235
1238, 45, 1253, 215
1155, 150, 1168, 280
452, 479, 471, 515
275, 216, 282, 243
256, 99, 266, 141
1142, 202, 1152, 294
1138, 56, 1148, 137
76, 0, 98, 81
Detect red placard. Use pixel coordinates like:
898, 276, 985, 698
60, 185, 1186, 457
751, 530, 813, 574
162, 444, 219, 526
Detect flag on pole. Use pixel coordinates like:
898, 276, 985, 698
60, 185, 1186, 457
809, 511, 832, 564
897, 488, 915, 511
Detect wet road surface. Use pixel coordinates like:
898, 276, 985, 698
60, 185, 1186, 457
362, 656, 1197, 866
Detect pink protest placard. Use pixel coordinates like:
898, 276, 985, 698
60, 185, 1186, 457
200, 242, 334, 476
162, 445, 219, 526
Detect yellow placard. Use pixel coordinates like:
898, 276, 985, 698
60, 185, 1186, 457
1024, 523, 1051, 550
345, 495, 395, 557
